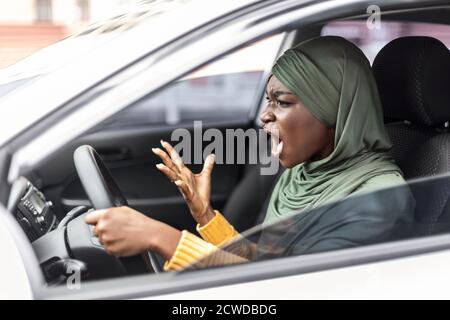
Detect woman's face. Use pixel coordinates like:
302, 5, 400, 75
261, 74, 335, 168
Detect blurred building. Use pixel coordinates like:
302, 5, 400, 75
0, 0, 141, 68
323, 20, 450, 63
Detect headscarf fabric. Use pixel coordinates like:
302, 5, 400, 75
264, 36, 403, 225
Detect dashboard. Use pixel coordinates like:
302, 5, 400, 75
8, 177, 58, 242
7, 176, 138, 281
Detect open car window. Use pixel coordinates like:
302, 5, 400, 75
185, 173, 450, 271
95, 34, 284, 129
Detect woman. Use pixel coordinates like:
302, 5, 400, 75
85, 36, 414, 271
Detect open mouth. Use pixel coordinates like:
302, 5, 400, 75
264, 126, 284, 158
271, 135, 284, 158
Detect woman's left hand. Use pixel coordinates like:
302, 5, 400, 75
153, 140, 216, 226
85, 206, 181, 260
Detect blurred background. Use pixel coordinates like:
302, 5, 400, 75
0, 0, 143, 68
2, 1, 450, 69
324, 20, 450, 63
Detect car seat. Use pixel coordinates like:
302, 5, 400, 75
373, 36, 450, 236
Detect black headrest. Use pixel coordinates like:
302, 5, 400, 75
373, 36, 450, 127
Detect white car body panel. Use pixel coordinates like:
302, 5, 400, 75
151, 250, 450, 300
0, 206, 38, 300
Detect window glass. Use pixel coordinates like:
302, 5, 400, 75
97, 34, 284, 130
187, 174, 450, 271
322, 20, 450, 63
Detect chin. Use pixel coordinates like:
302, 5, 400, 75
279, 157, 295, 169
279, 153, 309, 168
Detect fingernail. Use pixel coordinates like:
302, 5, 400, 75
152, 148, 157, 153
160, 140, 165, 146
156, 163, 162, 169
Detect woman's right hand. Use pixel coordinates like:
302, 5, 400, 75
152, 140, 216, 226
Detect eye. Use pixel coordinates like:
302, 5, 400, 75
276, 100, 291, 108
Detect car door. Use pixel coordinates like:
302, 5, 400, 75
3, 0, 450, 301
38, 173, 450, 300
29, 35, 285, 234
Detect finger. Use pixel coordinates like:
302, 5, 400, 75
161, 140, 185, 170
93, 218, 107, 237
152, 147, 179, 173
105, 245, 121, 257
104, 248, 117, 257
174, 180, 193, 200
98, 234, 106, 246
92, 225, 100, 237
99, 232, 112, 246
85, 209, 107, 225
156, 163, 178, 181
201, 154, 215, 176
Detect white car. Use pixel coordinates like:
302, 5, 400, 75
2, 0, 450, 300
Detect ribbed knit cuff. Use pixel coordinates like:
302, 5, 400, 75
196, 210, 239, 246
164, 230, 216, 271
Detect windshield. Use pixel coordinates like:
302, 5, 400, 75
185, 174, 450, 271
0, 0, 193, 98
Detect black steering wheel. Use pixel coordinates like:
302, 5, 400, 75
73, 145, 162, 274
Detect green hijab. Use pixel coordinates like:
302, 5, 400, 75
264, 36, 402, 225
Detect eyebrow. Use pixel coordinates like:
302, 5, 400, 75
274, 90, 293, 98
265, 90, 294, 98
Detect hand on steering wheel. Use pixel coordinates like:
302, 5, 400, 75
74, 145, 162, 273
85, 206, 181, 261
86, 206, 156, 257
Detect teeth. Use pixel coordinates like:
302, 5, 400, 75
271, 136, 283, 158
276, 141, 283, 157
274, 141, 283, 158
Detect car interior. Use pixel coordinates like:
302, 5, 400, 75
7, 5, 450, 285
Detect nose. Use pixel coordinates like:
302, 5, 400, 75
260, 105, 275, 124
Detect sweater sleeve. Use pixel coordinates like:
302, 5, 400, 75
163, 230, 248, 271
196, 210, 240, 246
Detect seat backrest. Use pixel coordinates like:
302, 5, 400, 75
372, 36, 450, 234
222, 163, 283, 232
